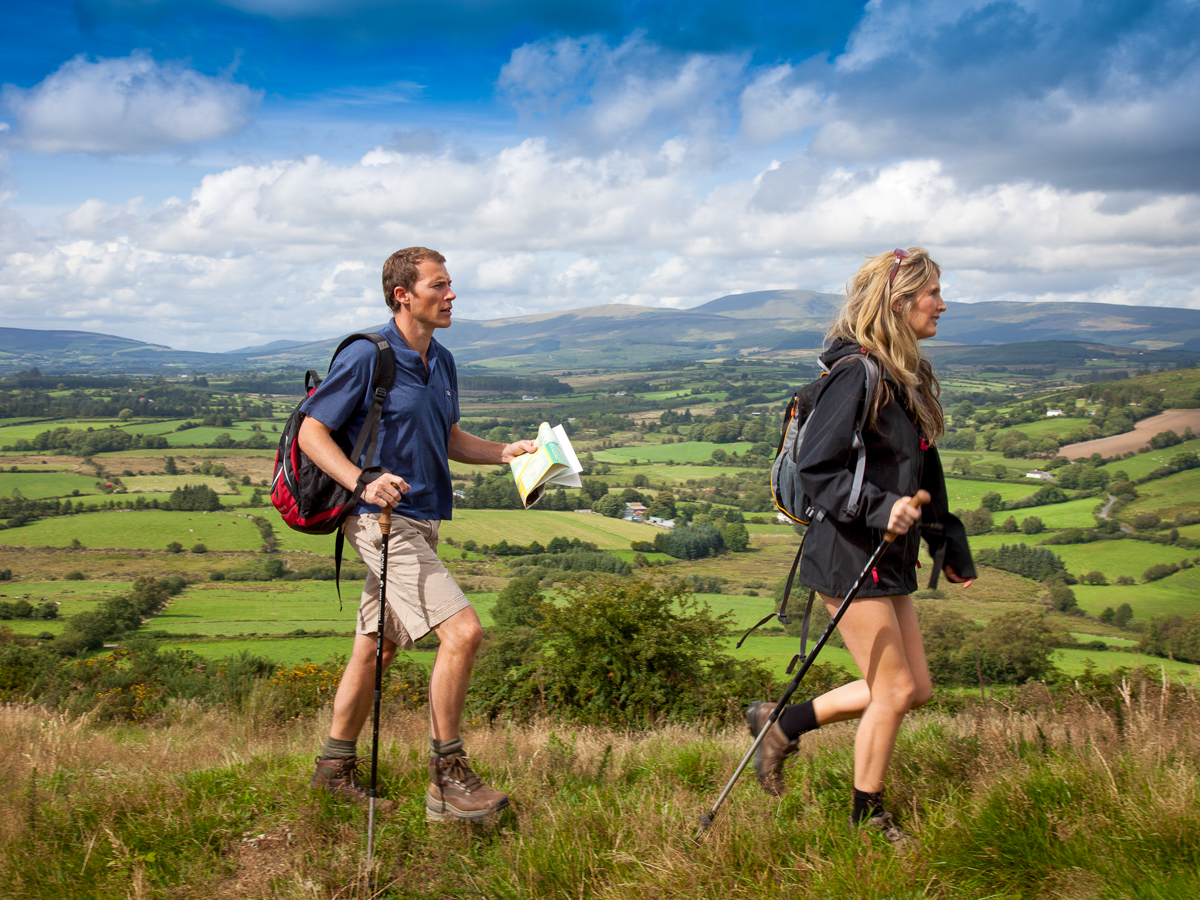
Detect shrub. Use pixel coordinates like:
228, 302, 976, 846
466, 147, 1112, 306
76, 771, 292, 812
1143, 562, 1180, 582
165, 541, 183, 553
1079, 570, 1108, 585
1133, 512, 1161, 531
961, 507, 993, 536
1020, 516, 1045, 535
474, 576, 773, 726
64, 570, 87, 581
190, 542, 208, 554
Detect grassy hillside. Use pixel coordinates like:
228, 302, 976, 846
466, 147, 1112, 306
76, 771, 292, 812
3, 694, 1198, 899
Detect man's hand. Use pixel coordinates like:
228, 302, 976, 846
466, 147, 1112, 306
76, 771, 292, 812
887, 495, 923, 536
500, 439, 538, 463
362, 472, 409, 509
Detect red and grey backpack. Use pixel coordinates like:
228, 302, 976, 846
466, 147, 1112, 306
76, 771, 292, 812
271, 333, 396, 595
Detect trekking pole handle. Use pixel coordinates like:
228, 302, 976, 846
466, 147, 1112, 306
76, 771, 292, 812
379, 507, 391, 536
884, 490, 930, 543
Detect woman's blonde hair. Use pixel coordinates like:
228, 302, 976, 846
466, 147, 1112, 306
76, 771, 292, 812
827, 246, 944, 441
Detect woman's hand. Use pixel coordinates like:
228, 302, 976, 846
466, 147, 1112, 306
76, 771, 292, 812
944, 565, 974, 588
887, 495, 923, 536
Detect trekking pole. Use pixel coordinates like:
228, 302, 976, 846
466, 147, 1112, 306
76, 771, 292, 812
694, 490, 931, 843
364, 506, 391, 880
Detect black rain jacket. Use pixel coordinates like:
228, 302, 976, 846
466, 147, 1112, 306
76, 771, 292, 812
796, 338, 976, 598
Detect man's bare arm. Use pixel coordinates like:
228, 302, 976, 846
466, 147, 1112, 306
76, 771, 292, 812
447, 423, 537, 465
297, 416, 409, 508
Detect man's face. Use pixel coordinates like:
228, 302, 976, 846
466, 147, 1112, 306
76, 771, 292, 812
396, 260, 455, 330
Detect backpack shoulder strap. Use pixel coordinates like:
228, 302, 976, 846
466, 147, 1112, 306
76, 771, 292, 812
843, 354, 879, 518
328, 333, 396, 470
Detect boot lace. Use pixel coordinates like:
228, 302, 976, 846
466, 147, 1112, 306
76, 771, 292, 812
439, 755, 485, 793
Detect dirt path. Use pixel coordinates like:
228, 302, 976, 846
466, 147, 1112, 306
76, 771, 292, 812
1060, 408, 1200, 459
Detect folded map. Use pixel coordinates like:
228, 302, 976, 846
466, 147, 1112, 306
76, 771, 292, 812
509, 422, 584, 509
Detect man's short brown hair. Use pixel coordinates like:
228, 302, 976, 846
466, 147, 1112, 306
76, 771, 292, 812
382, 247, 446, 311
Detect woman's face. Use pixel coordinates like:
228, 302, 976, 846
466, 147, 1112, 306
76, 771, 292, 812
905, 274, 945, 340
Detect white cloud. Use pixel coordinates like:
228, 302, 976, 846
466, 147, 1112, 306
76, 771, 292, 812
498, 34, 745, 162
0, 52, 261, 154
1, 136, 1198, 351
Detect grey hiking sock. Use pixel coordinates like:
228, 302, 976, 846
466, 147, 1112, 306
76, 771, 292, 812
430, 736, 464, 758
320, 737, 358, 760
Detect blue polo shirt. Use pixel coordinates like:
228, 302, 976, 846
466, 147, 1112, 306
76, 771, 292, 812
300, 319, 459, 520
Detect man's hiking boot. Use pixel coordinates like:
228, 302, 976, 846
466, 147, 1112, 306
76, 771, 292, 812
744, 701, 800, 797
310, 756, 397, 813
426, 754, 510, 823
851, 810, 918, 850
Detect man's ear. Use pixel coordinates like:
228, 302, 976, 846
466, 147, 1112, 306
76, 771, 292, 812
393, 285, 408, 308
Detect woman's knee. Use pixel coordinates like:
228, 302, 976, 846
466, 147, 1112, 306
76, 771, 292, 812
871, 677, 918, 714
909, 681, 933, 710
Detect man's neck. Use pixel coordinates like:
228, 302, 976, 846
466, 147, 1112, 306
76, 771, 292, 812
393, 313, 434, 365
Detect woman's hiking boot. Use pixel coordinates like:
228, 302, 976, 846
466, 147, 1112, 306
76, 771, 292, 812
310, 756, 397, 813
426, 754, 510, 822
851, 810, 918, 850
744, 701, 800, 797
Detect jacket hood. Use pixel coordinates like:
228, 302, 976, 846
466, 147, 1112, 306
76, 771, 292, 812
819, 336, 865, 371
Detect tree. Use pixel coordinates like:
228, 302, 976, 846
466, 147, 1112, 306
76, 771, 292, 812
998, 515, 1018, 533
1047, 579, 1080, 614
961, 507, 993, 536
980, 491, 1004, 511
1099, 607, 1115, 624
1020, 516, 1045, 535
721, 522, 750, 553
163, 456, 178, 475
965, 610, 1062, 683
492, 576, 548, 630
1113, 603, 1134, 628
592, 493, 625, 518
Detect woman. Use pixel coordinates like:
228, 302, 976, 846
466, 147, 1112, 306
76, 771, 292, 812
746, 247, 976, 846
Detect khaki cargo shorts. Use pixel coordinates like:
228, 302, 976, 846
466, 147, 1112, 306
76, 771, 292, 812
342, 513, 471, 650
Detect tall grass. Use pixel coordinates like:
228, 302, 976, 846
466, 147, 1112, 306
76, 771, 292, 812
2, 672, 1198, 898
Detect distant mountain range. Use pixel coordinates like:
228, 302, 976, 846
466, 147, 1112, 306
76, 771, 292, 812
3, 292, 1200, 374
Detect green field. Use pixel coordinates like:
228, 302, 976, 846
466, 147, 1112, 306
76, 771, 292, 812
438, 508, 662, 549
119, 474, 240, 494
1054, 646, 1196, 678
1120, 467, 1200, 520
593, 441, 756, 464
1099, 437, 1200, 479
606, 462, 764, 485
0, 471, 103, 499
4, 509, 290, 552
942, 477, 1040, 509
1073, 567, 1200, 619
1001, 498, 1101, 529
0, 419, 124, 444
967, 534, 1193, 581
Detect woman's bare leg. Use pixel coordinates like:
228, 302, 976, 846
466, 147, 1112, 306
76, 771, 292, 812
811, 594, 931, 724
821, 593, 918, 793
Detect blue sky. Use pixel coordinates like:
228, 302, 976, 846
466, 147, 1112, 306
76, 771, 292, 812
1, 0, 1198, 351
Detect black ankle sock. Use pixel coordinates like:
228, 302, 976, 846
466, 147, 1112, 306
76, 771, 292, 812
320, 737, 357, 760
778, 700, 818, 741
852, 788, 885, 823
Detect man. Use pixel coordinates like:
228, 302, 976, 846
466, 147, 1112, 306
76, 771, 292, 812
300, 246, 536, 822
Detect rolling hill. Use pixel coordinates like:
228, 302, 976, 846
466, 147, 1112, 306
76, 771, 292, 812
5, 294, 1200, 374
